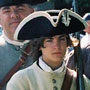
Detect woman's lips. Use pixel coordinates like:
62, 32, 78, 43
52, 52, 62, 55
10, 21, 20, 25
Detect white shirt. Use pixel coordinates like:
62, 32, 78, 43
81, 33, 90, 48
39, 56, 66, 73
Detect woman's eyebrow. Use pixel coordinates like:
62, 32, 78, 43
59, 35, 67, 38
47, 37, 53, 39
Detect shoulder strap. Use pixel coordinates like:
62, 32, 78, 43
61, 68, 74, 90
0, 42, 31, 90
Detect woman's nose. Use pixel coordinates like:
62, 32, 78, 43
52, 40, 60, 48
11, 10, 20, 18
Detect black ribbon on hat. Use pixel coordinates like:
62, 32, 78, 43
14, 9, 87, 40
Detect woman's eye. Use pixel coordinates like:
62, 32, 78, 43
59, 37, 66, 41
3, 10, 10, 13
19, 9, 24, 11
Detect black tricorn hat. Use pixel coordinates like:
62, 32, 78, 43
0, 0, 46, 7
14, 9, 88, 40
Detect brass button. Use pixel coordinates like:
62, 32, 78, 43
53, 86, 58, 90
52, 79, 56, 83
15, 46, 20, 51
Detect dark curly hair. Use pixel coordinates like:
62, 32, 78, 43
29, 34, 72, 61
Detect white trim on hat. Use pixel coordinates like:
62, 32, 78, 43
14, 9, 88, 40
14, 11, 56, 40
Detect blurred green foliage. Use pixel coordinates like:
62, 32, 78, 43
53, 0, 90, 16
78, 0, 90, 16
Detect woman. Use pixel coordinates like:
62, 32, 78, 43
7, 9, 90, 90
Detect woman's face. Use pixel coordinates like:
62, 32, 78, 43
40, 34, 68, 69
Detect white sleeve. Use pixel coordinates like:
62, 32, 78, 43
6, 70, 29, 90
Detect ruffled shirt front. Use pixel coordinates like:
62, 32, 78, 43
81, 33, 90, 48
39, 56, 66, 73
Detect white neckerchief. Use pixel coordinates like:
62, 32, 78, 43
86, 33, 90, 42
3, 32, 30, 46
39, 56, 65, 73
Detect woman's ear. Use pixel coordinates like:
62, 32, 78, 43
39, 47, 42, 51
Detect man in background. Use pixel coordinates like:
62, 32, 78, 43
0, 0, 54, 89
67, 13, 90, 80
81, 13, 90, 48
80, 13, 90, 79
